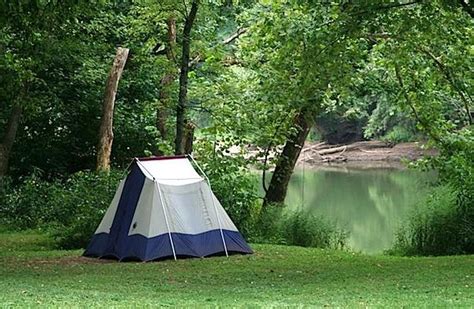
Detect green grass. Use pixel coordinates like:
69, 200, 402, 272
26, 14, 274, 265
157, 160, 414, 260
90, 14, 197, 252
0, 231, 473, 307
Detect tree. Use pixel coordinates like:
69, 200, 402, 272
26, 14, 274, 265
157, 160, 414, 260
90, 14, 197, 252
175, 0, 199, 155
96, 47, 129, 172
156, 16, 177, 145
0, 2, 88, 176
0, 104, 22, 176
236, 2, 375, 206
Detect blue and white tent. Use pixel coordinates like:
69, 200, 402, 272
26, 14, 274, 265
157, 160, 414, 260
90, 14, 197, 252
84, 155, 252, 261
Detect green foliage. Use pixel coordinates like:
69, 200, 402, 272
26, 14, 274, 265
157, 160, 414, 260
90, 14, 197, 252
381, 125, 417, 144
1, 173, 53, 229
281, 211, 347, 249
0, 0, 472, 258
0, 171, 123, 248
393, 184, 473, 256
0, 177, 12, 226
254, 206, 347, 250
50, 171, 123, 249
393, 129, 474, 255
194, 139, 261, 237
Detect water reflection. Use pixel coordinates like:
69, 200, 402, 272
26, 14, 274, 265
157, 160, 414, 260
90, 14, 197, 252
286, 166, 433, 254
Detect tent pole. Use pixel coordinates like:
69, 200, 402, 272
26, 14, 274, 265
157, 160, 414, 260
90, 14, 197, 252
188, 155, 229, 257
156, 182, 177, 261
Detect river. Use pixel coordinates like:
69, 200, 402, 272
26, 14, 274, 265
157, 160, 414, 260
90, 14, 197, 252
284, 165, 433, 254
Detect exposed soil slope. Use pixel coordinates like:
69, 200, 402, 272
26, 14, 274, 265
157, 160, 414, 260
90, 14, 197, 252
298, 141, 437, 166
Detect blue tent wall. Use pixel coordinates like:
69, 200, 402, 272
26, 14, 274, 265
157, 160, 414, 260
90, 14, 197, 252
84, 162, 146, 259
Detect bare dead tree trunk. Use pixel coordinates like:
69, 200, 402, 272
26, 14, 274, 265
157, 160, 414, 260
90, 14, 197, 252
175, 0, 198, 155
0, 104, 22, 176
263, 109, 313, 206
166, 16, 177, 62
155, 17, 177, 153
96, 47, 129, 172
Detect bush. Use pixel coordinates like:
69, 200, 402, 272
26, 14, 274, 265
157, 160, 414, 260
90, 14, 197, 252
382, 125, 417, 144
392, 128, 474, 256
194, 140, 261, 238
1, 173, 54, 229
393, 185, 473, 256
253, 206, 347, 250
1, 170, 123, 249
281, 212, 347, 249
50, 171, 123, 249
0, 176, 13, 227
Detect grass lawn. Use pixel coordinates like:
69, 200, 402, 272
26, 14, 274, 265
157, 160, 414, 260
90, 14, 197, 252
0, 231, 473, 307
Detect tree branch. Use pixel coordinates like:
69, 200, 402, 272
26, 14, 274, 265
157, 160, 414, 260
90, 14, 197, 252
222, 28, 247, 45
352, 0, 421, 16
394, 65, 442, 143
418, 47, 472, 125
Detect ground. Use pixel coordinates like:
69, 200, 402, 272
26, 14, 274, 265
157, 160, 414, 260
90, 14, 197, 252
1, 231, 473, 307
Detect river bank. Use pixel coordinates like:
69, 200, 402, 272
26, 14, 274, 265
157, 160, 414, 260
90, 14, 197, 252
298, 141, 437, 167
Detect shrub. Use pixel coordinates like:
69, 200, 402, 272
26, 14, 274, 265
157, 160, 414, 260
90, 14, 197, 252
382, 125, 416, 144
1, 170, 123, 249
1, 173, 54, 229
392, 128, 474, 256
0, 176, 13, 227
393, 185, 473, 256
281, 211, 347, 249
49, 170, 123, 249
254, 206, 347, 250
194, 140, 261, 238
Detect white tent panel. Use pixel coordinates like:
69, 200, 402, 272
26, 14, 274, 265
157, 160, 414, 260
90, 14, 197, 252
160, 180, 238, 235
95, 179, 126, 234
127, 178, 158, 237
137, 158, 203, 185
128, 179, 238, 238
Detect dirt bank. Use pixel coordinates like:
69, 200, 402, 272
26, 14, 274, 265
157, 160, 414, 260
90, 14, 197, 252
298, 141, 437, 167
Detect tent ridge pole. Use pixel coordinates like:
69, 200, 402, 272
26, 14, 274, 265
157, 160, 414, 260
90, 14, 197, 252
187, 155, 229, 257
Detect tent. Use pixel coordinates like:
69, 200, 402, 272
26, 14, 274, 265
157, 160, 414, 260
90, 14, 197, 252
83, 155, 252, 261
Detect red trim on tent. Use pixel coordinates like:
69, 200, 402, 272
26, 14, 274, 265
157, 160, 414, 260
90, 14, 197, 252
136, 155, 187, 161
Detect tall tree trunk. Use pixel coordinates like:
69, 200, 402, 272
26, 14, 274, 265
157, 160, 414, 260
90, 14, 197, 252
156, 75, 173, 142
175, 0, 198, 155
264, 109, 313, 206
155, 17, 177, 152
0, 104, 22, 176
183, 120, 195, 155
96, 47, 129, 172
165, 16, 177, 61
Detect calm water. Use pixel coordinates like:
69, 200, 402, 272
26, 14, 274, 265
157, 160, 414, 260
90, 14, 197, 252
285, 166, 433, 254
